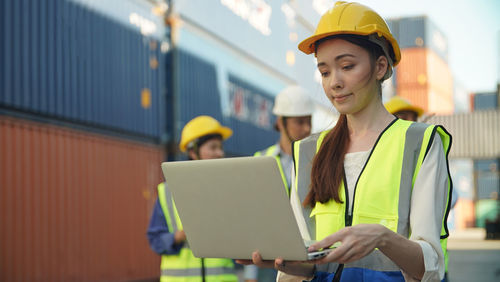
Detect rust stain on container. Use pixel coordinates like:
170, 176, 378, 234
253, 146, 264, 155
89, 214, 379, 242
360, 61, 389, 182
0, 116, 164, 281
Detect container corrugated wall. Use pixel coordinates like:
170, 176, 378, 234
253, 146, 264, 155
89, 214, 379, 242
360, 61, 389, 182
177, 50, 278, 156
0, 116, 163, 281
428, 110, 500, 159
0, 0, 166, 142
396, 48, 453, 114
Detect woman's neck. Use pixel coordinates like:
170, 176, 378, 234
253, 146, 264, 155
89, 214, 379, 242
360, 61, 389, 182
345, 101, 395, 152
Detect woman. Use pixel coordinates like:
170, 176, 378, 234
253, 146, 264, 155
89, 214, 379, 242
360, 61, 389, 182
247, 2, 452, 281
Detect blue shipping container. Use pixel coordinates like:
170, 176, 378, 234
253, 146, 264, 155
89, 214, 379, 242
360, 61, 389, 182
474, 92, 498, 111
0, 0, 167, 142
176, 50, 278, 157
387, 16, 448, 63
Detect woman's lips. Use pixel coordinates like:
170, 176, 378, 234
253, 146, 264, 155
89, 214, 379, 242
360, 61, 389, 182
332, 93, 352, 102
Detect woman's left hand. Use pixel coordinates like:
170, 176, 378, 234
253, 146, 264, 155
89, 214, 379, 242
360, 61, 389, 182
236, 252, 315, 277
308, 224, 389, 264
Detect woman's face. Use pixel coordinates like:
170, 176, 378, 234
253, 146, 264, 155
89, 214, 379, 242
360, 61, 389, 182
278, 116, 312, 142
196, 138, 224, 160
316, 38, 386, 115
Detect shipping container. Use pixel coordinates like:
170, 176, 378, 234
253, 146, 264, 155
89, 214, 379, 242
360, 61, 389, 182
387, 16, 448, 62
396, 86, 428, 114
449, 159, 475, 200
175, 50, 279, 157
0, 0, 167, 143
396, 48, 428, 87
396, 48, 454, 114
453, 199, 476, 230
428, 110, 500, 159
0, 116, 164, 281
473, 92, 498, 111
474, 159, 500, 200
475, 199, 500, 228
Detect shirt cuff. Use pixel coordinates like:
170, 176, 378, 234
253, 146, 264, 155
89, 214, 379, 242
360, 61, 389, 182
416, 240, 444, 281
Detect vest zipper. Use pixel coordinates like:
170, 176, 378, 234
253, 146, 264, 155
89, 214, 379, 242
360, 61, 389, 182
343, 171, 353, 227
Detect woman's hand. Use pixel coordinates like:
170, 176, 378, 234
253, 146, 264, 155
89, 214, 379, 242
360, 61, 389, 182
308, 224, 388, 264
174, 230, 186, 244
236, 252, 315, 277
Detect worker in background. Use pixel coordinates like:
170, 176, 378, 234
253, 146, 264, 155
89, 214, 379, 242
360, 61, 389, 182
244, 85, 314, 282
384, 96, 424, 122
147, 115, 238, 282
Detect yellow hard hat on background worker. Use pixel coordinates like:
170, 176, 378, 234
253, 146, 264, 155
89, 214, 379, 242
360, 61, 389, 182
385, 96, 424, 121
179, 115, 233, 152
298, 1, 401, 80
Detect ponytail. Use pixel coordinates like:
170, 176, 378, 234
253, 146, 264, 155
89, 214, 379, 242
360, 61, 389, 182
303, 114, 349, 207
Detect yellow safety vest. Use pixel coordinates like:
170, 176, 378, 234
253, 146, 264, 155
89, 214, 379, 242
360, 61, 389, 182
293, 119, 452, 275
255, 144, 290, 196
157, 183, 238, 282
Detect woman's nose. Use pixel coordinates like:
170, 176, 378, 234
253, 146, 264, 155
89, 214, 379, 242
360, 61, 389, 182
329, 72, 343, 90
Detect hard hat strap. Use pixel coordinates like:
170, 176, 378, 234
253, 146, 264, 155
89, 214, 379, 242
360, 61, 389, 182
367, 34, 393, 80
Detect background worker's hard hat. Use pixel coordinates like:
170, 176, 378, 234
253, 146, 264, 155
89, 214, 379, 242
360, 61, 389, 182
179, 116, 233, 152
384, 96, 424, 117
298, 1, 401, 66
272, 85, 315, 117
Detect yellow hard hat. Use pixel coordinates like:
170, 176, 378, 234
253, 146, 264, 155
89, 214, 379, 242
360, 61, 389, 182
384, 96, 424, 117
179, 116, 233, 152
298, 1, 401, 66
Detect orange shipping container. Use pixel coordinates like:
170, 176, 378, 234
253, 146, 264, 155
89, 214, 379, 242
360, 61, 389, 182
395, 48, 454, 114
453, 199, 476, 230
0, 116, 165, 281
396, 85, 429, 113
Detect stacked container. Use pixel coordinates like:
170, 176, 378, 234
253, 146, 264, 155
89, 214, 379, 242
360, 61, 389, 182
388, 16, 454, 115
1, 0, 168, 280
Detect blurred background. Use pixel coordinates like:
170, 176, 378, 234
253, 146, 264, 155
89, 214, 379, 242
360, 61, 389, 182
1, 0, 499, 281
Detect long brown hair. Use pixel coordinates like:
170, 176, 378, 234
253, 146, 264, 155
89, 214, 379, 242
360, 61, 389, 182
303, 34, 387, 208
303, 114, 348, 206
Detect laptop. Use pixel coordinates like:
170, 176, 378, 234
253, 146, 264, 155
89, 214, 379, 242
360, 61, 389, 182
161, 156, 331, 261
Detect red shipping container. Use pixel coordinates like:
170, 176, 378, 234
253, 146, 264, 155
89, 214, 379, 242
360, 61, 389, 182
0, 116, 164, 281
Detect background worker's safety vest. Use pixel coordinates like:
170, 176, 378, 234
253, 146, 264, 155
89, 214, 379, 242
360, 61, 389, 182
255, 144, 290, 196
157, 183, 238, 282
293, 119, 452, 278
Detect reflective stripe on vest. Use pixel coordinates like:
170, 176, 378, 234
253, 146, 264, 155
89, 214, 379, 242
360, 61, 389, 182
157, 183, 237, 281
255, 145, 290, 196
293, 119, 452, 274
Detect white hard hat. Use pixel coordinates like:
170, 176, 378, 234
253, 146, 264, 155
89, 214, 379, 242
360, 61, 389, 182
272, 85, 315, 117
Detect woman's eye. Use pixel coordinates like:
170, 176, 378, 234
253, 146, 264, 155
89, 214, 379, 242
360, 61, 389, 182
342, 64, 354, 70
320, 71, 329, 77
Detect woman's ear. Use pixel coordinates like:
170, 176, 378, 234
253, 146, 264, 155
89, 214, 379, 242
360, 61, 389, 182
188, 149, 199, 160
375, 56, 389, 81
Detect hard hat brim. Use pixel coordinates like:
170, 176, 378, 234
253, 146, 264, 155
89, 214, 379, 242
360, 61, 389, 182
298, 30, 401, 66
179, 126, 233, 152
394, 106, 425, 117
